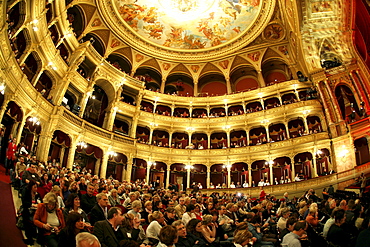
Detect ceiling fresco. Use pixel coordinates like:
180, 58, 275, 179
114, 0, 262, 50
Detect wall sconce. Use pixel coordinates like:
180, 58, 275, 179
186, 127, 195, 131
32, 19, 39, 31
185, 164, 194, 170
107, 151, 117, 157
28, 117, 40, 125
261, 119, 269, 124
338, 145, 349, 158
0, 83, 6, 94
223, 125, 231, 130
77, 141, 87, 149
150, 122, 158, 127
48, 62, 57, 70
302, 110, 311, 115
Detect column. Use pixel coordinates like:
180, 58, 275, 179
186, 168, 191, 189
146, 165, 151, 184
257, 70, 266, 87
36, 133, 53, 162
290, 157, 296, 182
312, 157, 318, 178
15, 116, 27, 144
168, 132, 173, 147
294, 89, 300, 101
260, 98, 265, 110
206, 166, 210, 188
285, 123, 290, 139
324, 81, 343, 121
160, 78, 166, 94
59, 146, 65, 167
66, 139, 78, 170
269, 163, 273, 185
303, 118, 309, 134
100, 152, 109, 179
353, 70, 370, 112
125, 155, 133, 182
104, 105, 117, 130
32, 69, 44, 87
225, 77, 232, 94
153, 101, 158, 114
226, 131, 230, 148
248, 166, 252, 187
149, 129, 153, 144
194, 80, 198, 96
265, 126, 270, 142
207, 134, 211, 149
316, 83, 333, 124
94, 158, 101, 177
166, 168, 170, 189
227, 167, 231, 188
78, 87, 93, 117
130, 116, 139, 138
188, 133, 192, 146
246, 129, 250, 146
0, 97, 11, 123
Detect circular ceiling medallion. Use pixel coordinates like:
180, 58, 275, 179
114, 0, 262, 49
97, 0, 275, 61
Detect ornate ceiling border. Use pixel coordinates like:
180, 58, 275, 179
96, 0, 276, 63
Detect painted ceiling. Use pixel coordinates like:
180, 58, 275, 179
114, 0, 262, 50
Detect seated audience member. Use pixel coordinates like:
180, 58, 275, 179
173, 220, 206, 247
127, 200, 143, 220
175, 197, 186, 219
141, 200, 153, 225
279, 216, 298, 240
217, 205, 234, 236
51, 185, 65, 209
63, 193, 89, 223
327, 209, 354, 247
182, 204, 197, 226
121, 213, 149, 245
157, 225, 178, 247
164, 207, 177, 226
34, 192, 66, 247
108, 189, 121, 207
76, 232, 101, 247
277, 208, 291, 232
199, 215, 217, 245
81, 184, 96, 214
147, 211, 166, 245
58, 212, 88, 247
247, 215, 274, 247
233, 229, 253, 247
305, 208, 320, 228
281, 220, 307, 247
123, 192, 137, 211
90, 193, 109, 226
93, 207, 128, 247
356, 219, 370, 247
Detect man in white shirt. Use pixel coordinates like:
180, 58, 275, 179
243, 182, 249, 188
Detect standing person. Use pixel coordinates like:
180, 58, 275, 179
21, 180, 41, 245
5, 137, 17, 175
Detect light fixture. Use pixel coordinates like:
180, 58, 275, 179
150, 122, 158, 127
0, 83, 5, 94
28, 117, 40, 125
107, 151, 117, 157
77, 141, 87, 149
48, 62, 57, 70
269, 160, 274, 165
261, 119, 269, 124
338, 145, 349, 158
185, 164, 194, 170
302, 110, 311, 115
223, 125, 231, 130
186, 127, 195, 131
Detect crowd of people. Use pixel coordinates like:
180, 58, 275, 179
1, 149, 368, 247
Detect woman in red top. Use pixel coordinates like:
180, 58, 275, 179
5, 137, 17, 175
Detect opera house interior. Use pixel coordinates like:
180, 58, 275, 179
1, 0, 370, 197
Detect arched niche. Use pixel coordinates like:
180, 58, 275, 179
149, 161, 167, 189
170, 163, 186, 191
228, 105, 244, 116
231, 162, 248, 186
251, 160, 268, 186
210, 106, 226, 117
231, 66, 259, 93
261, 59, 291, 85
192, 108, 207, 118
307, 116, 323, 133
210, 164, 226, 188
246, 101, 263, 113
152, 130, 169, 147
171, 132, 189, 149
191, 133, 208, 149
191, 164, 207, 189
113, 119, 129, 136
230, 130, 247, 148
106, 54, 132, 74
50, 130, 71, 167
23, 52, 40, 82
67, 5, 85, 37
335, 84, 360, 122
166, 73, 194, 96
249, 127, 267, 145
268, 123, 287, 142
354, 137, 370, 166
294, 152, 313, 179
83, 85, 109, 127
288, 118, 306, 138
140, 101, 154, 113
315, 148, 331, 175
136, 126, 150, 144
84, 33, 105, 57
264, 97, 281, 109
282, 92, 298, 105
155, 104, 171, 116
35, 71, 53, 99
272, 157, 291, 184
131, 158, 147, 182
199, 73, 227, 96
21, 116, 42, 155
210, 132, 227, 149
107, 152, 127, 181
173, 107, 190, 118
134, 67, 162, 88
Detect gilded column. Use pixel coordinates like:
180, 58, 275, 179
206, 166, 210, 189
166, 168, 170, 189
248, 165, 252, 187
269, 163, 273, 185
100, 151, 109, 179
290, 156, 295, 182
186, 167, 191, 189
225, 77, 232, 95
125, 155, 133, 182
149, 129, 153, 144
227, 165, 231, 188
59, 146, 65, 167
94, 158, 101, 177
146, 163, 151, 185
257, 70, 266, 87
78, 83, 94, 118
15, 115, 27, 144
66, 138, 78, 170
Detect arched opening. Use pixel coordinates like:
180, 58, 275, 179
49, 130, 71, 167
199, 73, 227, 96
192, 108, 207, 118
84, 33, 105, 57
191, 133, 208, 149
152, 130, 169, 147
294, 152, 313, 180
49, 25, 59, 45
149, 162, 167, 189
131, 159, 147, 183
67, 5, 85, 37
249, 127, 267, 145
246, 101, 263, 113
20, 116, 42, 156
134, 67, 162, 90
155, 104, 171, 116
230, 130, 247, 148
264, 97, 281, 109
140, 101, 154, 113
23, 52, 40, 82
231, 162, 248, 187
210, 106, 226, 117
228, 105, 244, 116
35, 71, 53, 99
231, 66, 259, 93
354, 137, 370, 166
272, 157, 291, 184
106, 54, 132, 74
83, 85, 109, 127
170, 163, 186, 191
171, 132, 189, 149
107, 152, 127, 181
307, 116, 323, 133
269, 123, 287, 142
251, 160, 269, 186
262, 59, 291, 85
113, 119, 129, 136
210, 132, 227, 149
210, 164, 226, 188
166, 74, 194, 96
173, 107, 190, 118
315, 149, 331, 175
282, 92, 298, 105
335, 85, 360, 122
288, 118, 306, 138
191, 164, 207, 189
136, 126, 150, 144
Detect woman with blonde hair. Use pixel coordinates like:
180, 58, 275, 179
233, 229, 253, 247
108, 189, 121, 206
199, 215, 217, 244
146, 211, 166, 245
34, 192, 65, 247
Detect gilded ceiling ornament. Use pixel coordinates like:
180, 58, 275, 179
91, 18, 102, 27
135, 54, 144, 62
263, 23, 285, 41
163, 63, 171, 70
190, 65, 200, 73
110, 39, 121, 48
219, 60, 229, 69
247, 51, 260, 62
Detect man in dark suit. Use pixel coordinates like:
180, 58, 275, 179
81, 183, 96, 214
93, 207, 128, 247
90, 193, 109, 226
